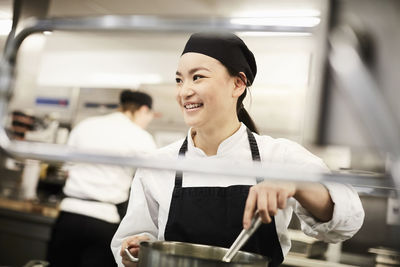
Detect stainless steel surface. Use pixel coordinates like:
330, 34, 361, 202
23, 260, 49, 267
0, 138, 397, 191
287, 229, 328, 258
283, 254, 361, 267
2, 15, 315, 64
329, 26, 400, 158
329, 25, 400, 200
223, 213, 263, 262
137, 241, 269, 267
368, 247, 400, 266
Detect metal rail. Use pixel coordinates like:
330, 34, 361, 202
1, 138, 396, 190
2, 15, 315, 63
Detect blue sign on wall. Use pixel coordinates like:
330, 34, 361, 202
35, 97, 69, 107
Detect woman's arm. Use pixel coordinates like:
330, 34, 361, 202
293, 182, 334, 222
244, 137, 364, 240
111, 169, 159, 266
295, 182, 365, 243
242, 179, 364, 244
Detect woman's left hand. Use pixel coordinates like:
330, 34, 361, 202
243, 181, 297, 229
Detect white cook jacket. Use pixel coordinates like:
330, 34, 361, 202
111, 123, 364, 265
61, 112, 157, 223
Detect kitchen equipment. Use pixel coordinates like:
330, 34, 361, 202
368, 247, 400, 266
128, 241, 270, 267
20, 159, 41, 200
222, 212, 263, 262
287, 229, 328, 258
23, 260, 49, 267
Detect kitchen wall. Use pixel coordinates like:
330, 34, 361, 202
9, 30, 321, 144
3, 0, 330, 143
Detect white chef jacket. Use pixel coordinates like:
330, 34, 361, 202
61, 112, 157, 223
111, 123, 364, 265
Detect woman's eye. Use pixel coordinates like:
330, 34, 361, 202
193, 75, 203, 81
175, 77, 182, 84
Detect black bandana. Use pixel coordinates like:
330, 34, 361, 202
181, 32, 257, 85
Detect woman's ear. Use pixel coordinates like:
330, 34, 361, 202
232, 72, 247, 98
138, 105, 150, 115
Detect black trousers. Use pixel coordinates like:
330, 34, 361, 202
47, 211, 118, 267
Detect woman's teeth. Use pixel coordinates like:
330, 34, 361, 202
184, 103, 203, 109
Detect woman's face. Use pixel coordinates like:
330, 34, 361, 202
175, 52, 242, 130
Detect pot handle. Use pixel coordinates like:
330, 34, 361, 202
124, 248, 139, 262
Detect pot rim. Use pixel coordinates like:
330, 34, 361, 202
139, 240, 271, 265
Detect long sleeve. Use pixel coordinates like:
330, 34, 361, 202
111, 168, 159, 266
295, 182, 365, 243
278, 138, 365, 243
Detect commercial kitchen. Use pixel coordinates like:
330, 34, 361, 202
0, 0, 399, 266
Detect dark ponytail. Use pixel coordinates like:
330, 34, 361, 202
236, 88, 259, 134
227, 67, 259, 134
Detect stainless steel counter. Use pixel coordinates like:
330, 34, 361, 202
0, 197, 59, 218
283, 254, 361, 267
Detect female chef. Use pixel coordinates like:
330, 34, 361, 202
111, 32, 365, 267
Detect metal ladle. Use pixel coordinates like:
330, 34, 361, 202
222, 212, 263, 262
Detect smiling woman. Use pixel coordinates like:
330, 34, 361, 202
175, 32, 259, 156
111, 32, 364, 267
176, 53, 241, 146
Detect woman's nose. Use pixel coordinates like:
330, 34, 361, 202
179, 82, 194, 98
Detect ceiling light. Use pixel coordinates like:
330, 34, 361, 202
233, 9, 321, 18
237, 31, 312, 37
230, 17, 320, 28
89, 73, 163, 87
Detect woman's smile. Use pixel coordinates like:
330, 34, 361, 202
183, 102, 204, 111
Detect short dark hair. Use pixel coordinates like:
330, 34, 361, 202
120, 90, 152, 110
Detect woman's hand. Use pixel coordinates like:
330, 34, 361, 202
120, 235, 150, 267
243, 181, 334, 229
243, 181, 296, 229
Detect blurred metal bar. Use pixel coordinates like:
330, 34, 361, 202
3, 15, 314, 61
1, 138, 396, 191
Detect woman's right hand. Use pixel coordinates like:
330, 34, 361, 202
120, 235, 150, 267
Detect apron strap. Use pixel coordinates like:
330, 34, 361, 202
175, 137, 188, 188
246, 128, 263, 184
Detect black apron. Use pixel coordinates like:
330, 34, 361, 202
164, 128, 284, 267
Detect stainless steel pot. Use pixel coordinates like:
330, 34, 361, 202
137, 241, 270, 267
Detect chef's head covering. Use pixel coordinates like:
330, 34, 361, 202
120, 90, 153, 109
181, 32, 257, 85
181, 32, 259, 134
